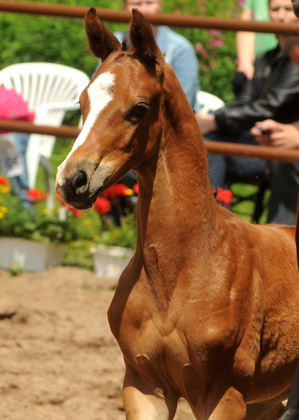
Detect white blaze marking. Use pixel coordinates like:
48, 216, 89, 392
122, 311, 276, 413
57, 72, 115, 181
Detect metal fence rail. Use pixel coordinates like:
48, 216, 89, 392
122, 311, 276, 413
1, 119, 299, 163
1, 1, 299, 34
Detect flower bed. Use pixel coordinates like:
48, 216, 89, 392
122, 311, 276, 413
0, 176, 137, 272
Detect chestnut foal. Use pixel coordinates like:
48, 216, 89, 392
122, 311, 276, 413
56, 8, 299, 420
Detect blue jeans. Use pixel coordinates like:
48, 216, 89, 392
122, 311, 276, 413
9, 133, 31, 207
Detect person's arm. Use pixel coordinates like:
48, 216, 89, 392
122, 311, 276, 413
236, 8, 255, 80
215, 54, 299, 136
196, 113, 217, 135
251, 119, 299, 148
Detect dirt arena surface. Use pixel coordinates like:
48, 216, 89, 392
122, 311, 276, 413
0, 266, 195, 420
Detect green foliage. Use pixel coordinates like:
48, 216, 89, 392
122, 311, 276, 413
231, 183, 269, 223
96, 214, 137, 249
62, 214, 137, 270
63, 239, 95, 270
0, 0, 243, 101
161, 0, 243, 101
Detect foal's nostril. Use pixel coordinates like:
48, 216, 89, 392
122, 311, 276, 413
73, 170, 88, 192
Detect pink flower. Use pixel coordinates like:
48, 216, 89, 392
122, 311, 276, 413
211, 39, 224, 49
210, 29, 220, 37
195, 42, 203, 53
237, 0, 245, 7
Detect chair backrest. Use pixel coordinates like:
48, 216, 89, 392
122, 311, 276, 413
197, 90, 224, 113
0, 62, 90, 190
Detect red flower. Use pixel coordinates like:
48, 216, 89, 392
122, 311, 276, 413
103, 184, 131, 198
133, 183, 139, 195
0, 176, 9, 186
215, 188, 233, 206
27, 188, 47, 201
56, 193, 83, 218
93, 197, 112, 215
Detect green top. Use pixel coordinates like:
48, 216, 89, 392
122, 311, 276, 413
244, 0, 278, 56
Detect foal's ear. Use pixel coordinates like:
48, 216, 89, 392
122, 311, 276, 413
85, 8, 121, 61
129, 9, 164, 73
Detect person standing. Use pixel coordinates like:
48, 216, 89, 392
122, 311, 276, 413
197, 0, 299, 215
235, 0, 278, 82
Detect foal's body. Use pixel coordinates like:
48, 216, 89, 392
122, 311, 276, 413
109, 124, 299, 418
56, 9, 299, 419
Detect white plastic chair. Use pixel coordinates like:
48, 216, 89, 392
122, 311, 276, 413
0, 62, 90, 209
197, 90, 224, 113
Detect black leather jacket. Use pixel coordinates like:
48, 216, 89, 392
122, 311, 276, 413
215, 46, 299, 136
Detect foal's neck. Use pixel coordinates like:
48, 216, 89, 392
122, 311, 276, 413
136, 70, 218, 255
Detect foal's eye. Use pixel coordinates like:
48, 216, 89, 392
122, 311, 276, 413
131, 103, 149, 118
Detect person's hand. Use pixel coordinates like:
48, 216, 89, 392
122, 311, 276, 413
196, 112, 217, 135
251, 120, 279, 146
251, 120, 299, 149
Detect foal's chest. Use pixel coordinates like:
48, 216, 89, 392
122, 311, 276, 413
108, 280, 229, 392
109, 284, 191, 371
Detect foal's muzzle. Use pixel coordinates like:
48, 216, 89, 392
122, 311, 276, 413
56, 160, 111, 209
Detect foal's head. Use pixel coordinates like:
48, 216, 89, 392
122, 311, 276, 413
56, 8, 165, 209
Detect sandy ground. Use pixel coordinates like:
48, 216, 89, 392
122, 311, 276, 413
0, 266, 195, 420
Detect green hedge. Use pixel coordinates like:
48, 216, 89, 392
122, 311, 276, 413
0, 0, 243, 102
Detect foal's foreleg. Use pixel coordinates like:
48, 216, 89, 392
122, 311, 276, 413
207, 387, 247, 420
122, 364, 178, 420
